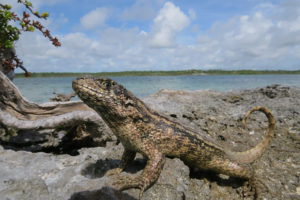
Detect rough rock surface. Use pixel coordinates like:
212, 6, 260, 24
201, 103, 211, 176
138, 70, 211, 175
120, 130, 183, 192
0, 84, 299, 200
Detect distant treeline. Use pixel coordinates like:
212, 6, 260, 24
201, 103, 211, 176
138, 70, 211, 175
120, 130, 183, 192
15, 69, 300, 78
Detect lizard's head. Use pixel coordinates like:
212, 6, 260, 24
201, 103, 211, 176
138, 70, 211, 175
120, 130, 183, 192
72, 76, 139, 120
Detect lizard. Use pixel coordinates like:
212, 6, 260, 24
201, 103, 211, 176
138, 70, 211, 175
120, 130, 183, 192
72, 76, 275, 199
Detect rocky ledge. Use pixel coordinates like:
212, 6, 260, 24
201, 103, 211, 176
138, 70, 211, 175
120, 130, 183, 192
0, 84, 299, 200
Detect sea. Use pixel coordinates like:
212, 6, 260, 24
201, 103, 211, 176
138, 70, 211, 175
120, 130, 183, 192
13, 75, 300, 104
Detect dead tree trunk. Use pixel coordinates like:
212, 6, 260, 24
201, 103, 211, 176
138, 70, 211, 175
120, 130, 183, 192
0, 48, 30, 80
0, 71, 114, 154
0, 48, 15, 80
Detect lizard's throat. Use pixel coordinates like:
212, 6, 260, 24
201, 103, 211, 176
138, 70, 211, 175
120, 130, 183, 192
93, 104, 128, 125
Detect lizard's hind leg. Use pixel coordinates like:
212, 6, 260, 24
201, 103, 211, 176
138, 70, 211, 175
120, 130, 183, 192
206, 158, 257, 197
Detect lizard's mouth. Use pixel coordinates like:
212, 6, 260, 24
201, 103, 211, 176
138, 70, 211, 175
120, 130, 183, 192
73, 81, 96, 93
72, 79, 88, 95
72, 79, 80, 91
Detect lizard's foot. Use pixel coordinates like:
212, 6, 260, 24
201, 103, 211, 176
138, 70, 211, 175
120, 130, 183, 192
242, 180, 256, 198
250, 177, 273, 200
243, 177, 269, 199
104, 167, 123, 176
112, 175, 146, 199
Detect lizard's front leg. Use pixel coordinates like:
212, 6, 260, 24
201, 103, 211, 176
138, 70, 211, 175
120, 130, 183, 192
113, 144, 166, 199
105, 148, 136, 176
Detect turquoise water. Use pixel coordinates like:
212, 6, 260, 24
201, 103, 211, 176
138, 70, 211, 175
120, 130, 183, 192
13, 75, 300, 103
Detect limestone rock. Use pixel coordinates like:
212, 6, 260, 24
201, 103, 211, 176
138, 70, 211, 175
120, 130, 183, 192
0, 85, 299, 199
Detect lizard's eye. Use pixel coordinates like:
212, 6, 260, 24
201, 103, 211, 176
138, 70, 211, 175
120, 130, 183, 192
103, 82, 110, 87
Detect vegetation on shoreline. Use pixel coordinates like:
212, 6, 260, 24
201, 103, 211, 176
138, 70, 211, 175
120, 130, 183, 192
14, 69, 300, 78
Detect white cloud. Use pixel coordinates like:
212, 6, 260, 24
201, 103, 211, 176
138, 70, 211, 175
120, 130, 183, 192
150, 2, 190, 48
13, 0, 300, 72
191, 1, 300, 70
121, 0, 164, 21
80, 7, 109, 30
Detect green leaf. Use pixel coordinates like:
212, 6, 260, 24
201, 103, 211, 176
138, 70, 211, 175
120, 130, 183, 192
20, 22, 26, 27
4, 4, 12, 10
4, 10, 12, 19
25, 1, 33, 7
27, 26, 35, 32
41, 12, 49, 18
4, 40, 14, 48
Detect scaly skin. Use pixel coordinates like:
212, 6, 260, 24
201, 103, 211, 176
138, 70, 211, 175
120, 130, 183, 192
72, 77, 275, 199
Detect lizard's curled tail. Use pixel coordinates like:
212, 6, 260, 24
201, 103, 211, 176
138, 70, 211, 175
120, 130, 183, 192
227, 106, 275, 164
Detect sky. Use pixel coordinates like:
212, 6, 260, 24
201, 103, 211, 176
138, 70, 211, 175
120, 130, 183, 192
5, 0, 300, 72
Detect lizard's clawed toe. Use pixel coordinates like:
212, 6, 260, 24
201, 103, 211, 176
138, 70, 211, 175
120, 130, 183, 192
112, 175, 146, 198
113, 175, 144, 190
242, 181, 256, 197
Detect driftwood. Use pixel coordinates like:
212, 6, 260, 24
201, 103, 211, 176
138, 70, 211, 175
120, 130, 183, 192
0, 71, 114, 154
50, 91, 76, 102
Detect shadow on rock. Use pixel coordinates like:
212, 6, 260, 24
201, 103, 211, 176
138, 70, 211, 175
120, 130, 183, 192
69, 186, 137, 200
0, 127, 104, 156
81, 158, 147, 179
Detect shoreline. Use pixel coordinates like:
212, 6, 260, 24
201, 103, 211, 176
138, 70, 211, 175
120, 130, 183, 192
15, 69, 300, 78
